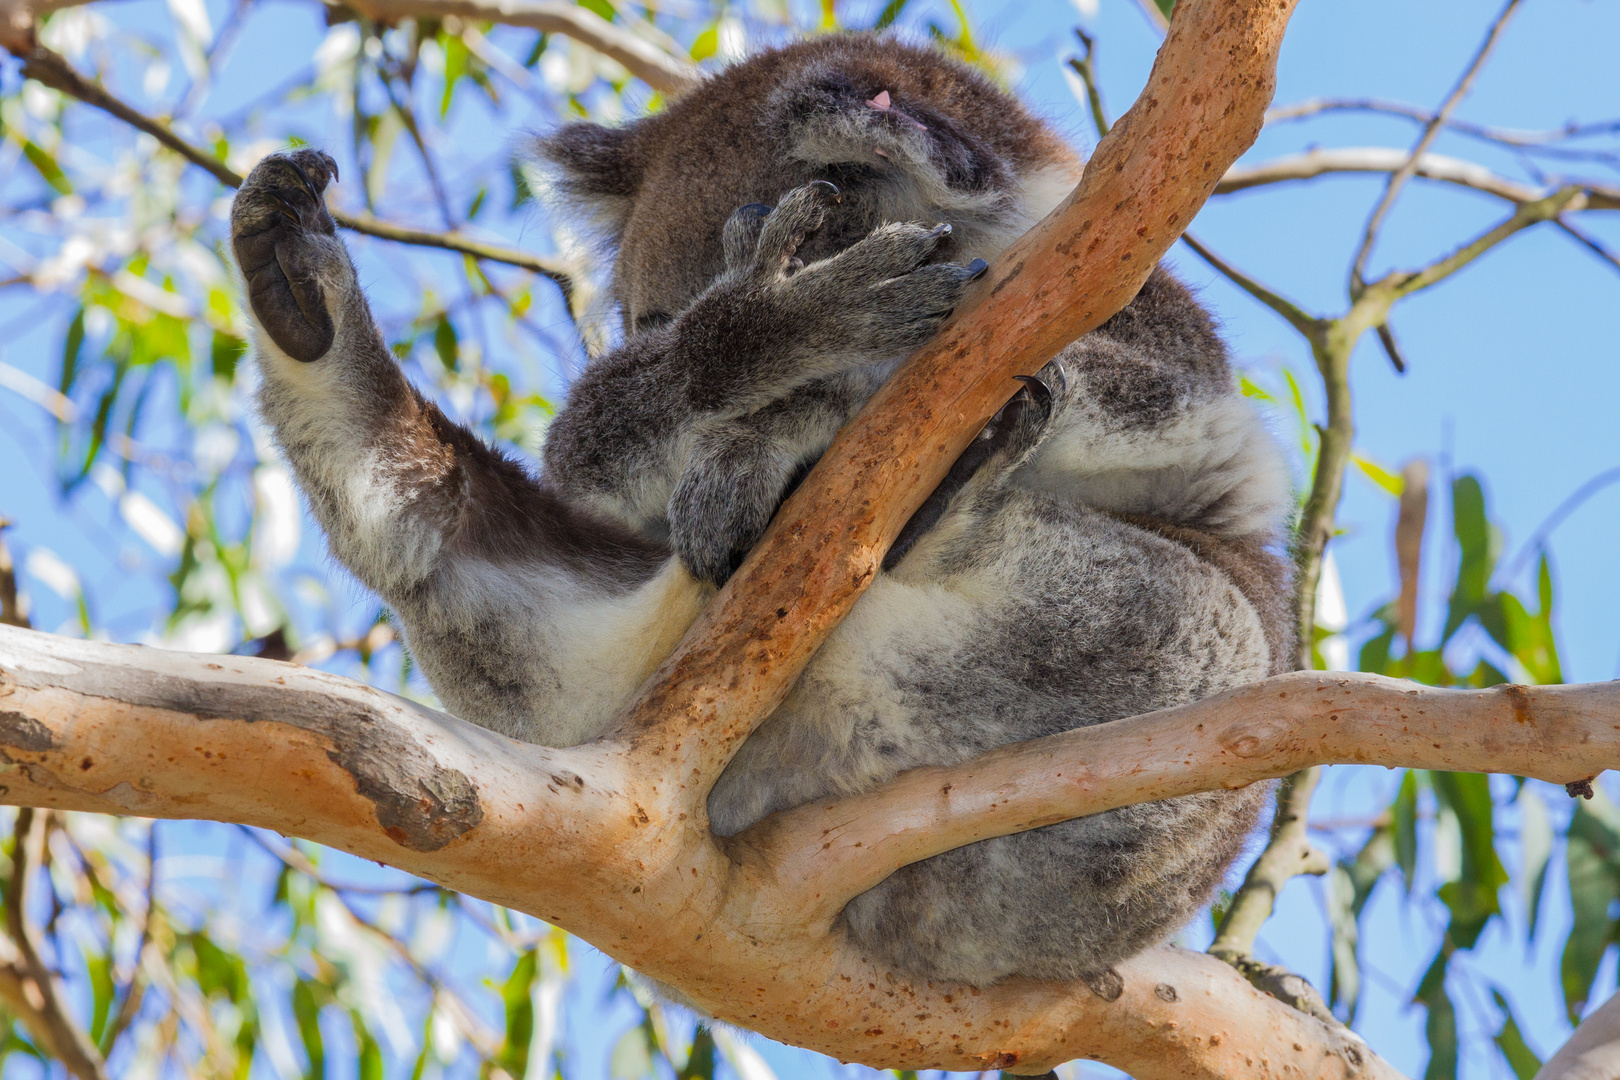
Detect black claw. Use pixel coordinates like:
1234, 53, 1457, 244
810, 179, 841, 201
320, 151, 340, 184
286, 157, 322, 202
738, 202, 773, 220
1013, 374, 1054, 418
928, 222, 953, 238
967, 257, 990, 280
270, 191, 303, 225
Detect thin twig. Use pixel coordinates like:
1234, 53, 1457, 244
1497, 466, 1620, 587
1557, 216, 1620, 274
13, 44, 575, 289
3, 810, 112, 1080
0, 518, 25, 628
341, 0, 699, 95
1208, 768, 1333, 1017
1266, 98, 1620, 163
98, 823, 156, 1053
1214, 146, 1620, 210
1348, 0, 1524, 294
1179, 232, 1324, 338
1387, 185, 1582, 298
1065, 28, 1110, 140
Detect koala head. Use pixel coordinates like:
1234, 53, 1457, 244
535, 35, 1081, 332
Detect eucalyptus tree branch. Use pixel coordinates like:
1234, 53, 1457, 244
1265, 98, 1620, 161
1537, 988, 1620, 1080
1349, 0, 1524, 293
1214, 147, 1620, 210
1384, 185, 1582, 298
0, 5, 1427, 1073
1180, 232, 1324, 338
1209, 769, 1330, 954
9, 44, 576, 290
0, 810, 112, 1080
1557, 217, 1620, 275
340, 0, 699, 95
0, 522, 23, 629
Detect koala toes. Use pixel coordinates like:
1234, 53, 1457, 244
230, 149, 345, 363
751, 180, 840, 274
824, 255, 989, 358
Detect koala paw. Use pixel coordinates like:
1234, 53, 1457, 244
728, 182, 989, 364
667, 431, 793, 587
230, 149, 344, 363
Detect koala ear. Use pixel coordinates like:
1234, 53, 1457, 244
531, 122, 645, 235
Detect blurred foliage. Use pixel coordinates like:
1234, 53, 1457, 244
0, 0, 1614, 1077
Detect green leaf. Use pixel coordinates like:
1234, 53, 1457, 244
1490, 990, 1542, 1080
1430, 771, 1508, 944
1516, 785, 1552, 941
1393, 770, 1419, 892
22, 140, 72, 195
494, 949, 538, 1077
440, 33, 469, 118
872, 0, 909, 30
679, 1025, 716, 1080
1328, 823, 1394, 1020
1443, 474, 1502, 642
578, 0, 614, 21
60, 307, 86, 399
689, 22, 720, 62
350, 1011, 383, 1080
85, 949, 115, 1045
433, 315, 458, 371
1563, 796, 1620, 1024
211, 330, 246, 384
1352, 451, 1404, 497
1414, 949, 1458, 1080
292, 978, 326, 1080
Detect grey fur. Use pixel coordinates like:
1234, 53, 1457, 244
233, 35, 1294, 987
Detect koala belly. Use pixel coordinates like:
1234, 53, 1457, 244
706, 494, 1273, 984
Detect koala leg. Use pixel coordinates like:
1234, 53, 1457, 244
884, 361, 1065, 571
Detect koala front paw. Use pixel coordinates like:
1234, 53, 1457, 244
728, 183, 990, 364
668, 445, 789, 588
230, 149, 344, 363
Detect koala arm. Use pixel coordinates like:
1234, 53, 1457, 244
234, 151, 694, 744
233, 152, 667, 601
544, 184, 986, 534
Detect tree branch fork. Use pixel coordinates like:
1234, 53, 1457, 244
0, 625, 1613, 1076
7, 0, 1612, 1074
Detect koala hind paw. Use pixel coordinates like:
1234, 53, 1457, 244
230, 149, 344, 363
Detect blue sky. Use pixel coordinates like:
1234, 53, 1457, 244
0, 0, 1616, 1076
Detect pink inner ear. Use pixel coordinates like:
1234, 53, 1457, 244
866, 90, 892, 110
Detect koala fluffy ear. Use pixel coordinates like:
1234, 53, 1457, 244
531, 122, 645, 236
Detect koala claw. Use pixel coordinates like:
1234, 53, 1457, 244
1013, 374, 1053, 419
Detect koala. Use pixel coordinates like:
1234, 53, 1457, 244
231, 34, 1294, 987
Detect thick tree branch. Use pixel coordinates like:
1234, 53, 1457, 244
614, 0, 1303, 797
0, 2, 1477, 1074
1537, 990, 1620, 1080
742, 671, 1615, 927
